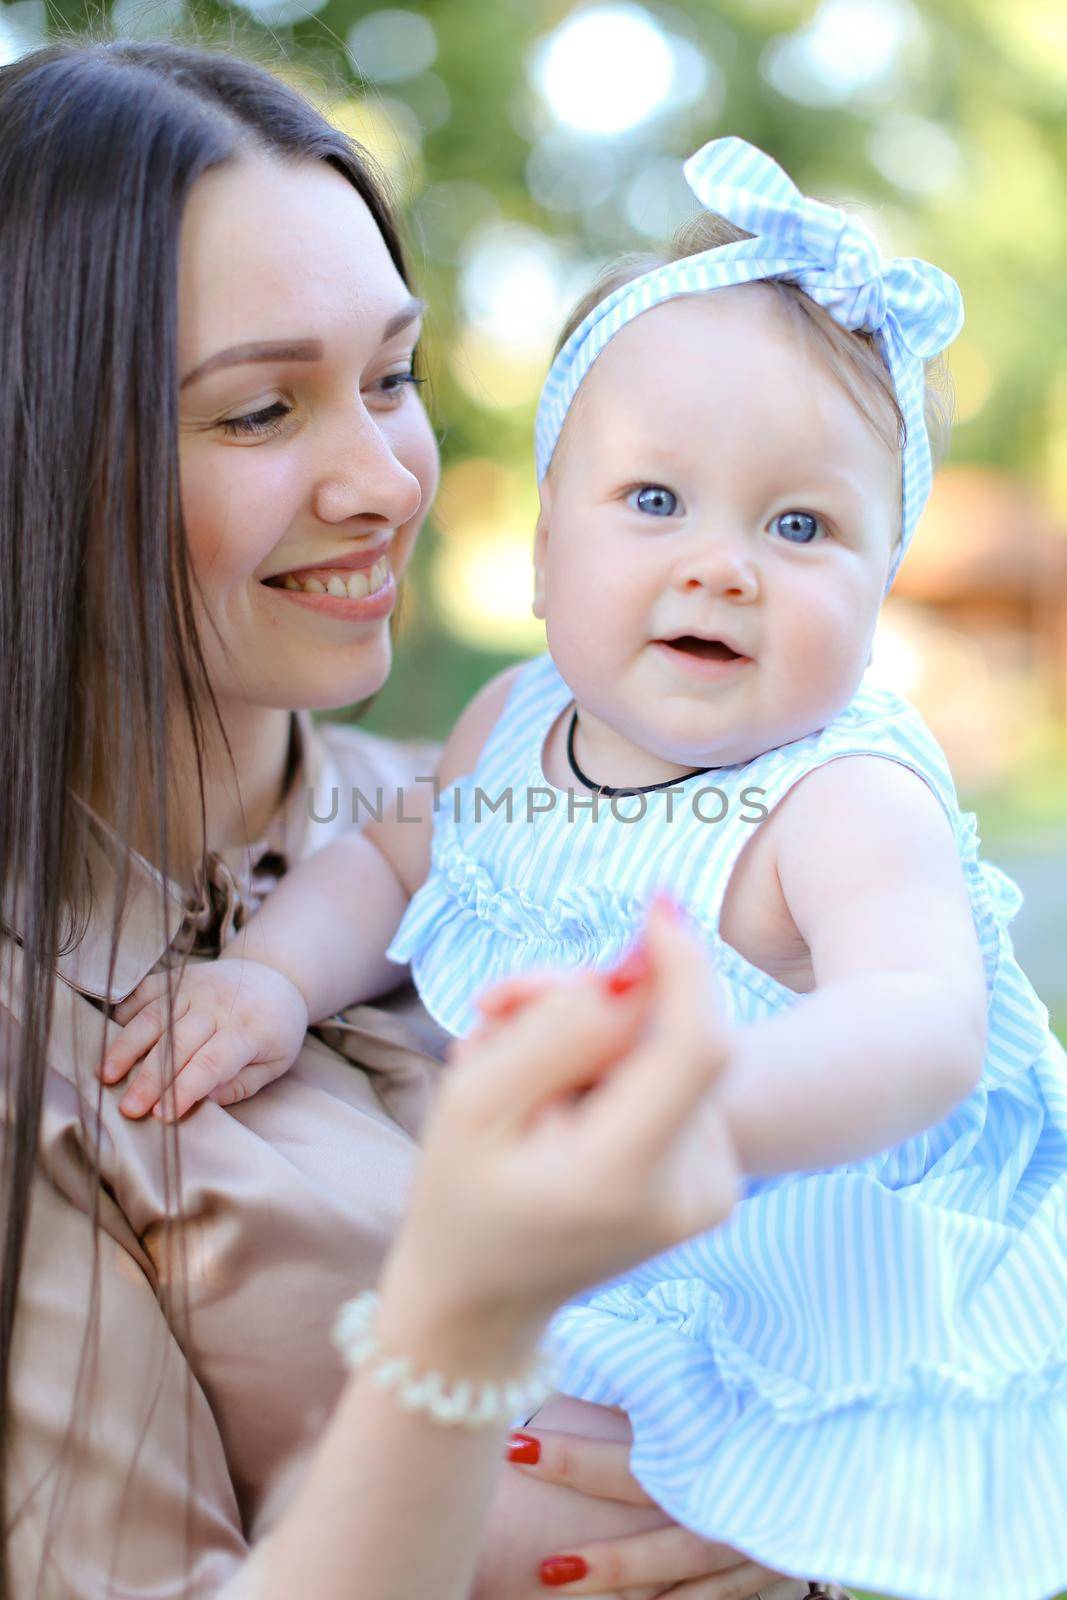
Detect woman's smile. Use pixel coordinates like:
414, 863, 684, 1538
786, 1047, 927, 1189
266, 558, 396, 620
264, 539, 395, 616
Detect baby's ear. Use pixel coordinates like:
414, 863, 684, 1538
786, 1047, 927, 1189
532, 489, 552, 621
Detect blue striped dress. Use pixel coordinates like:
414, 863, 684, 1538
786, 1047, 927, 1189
388, 652, 1067, 1600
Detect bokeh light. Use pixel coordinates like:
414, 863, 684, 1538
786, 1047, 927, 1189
450, 327, 549, 412
867, 113, 964, 197
526, 135, 620, 215
458, 222, 594, 357
231, 0, 328, 26
624, 156, 703, 239
0, 1, 46, 64
949, 338, 994, 426
430, 459, 543, 651
397, 72, 451, 134
414, 179, 499, 264
346, 9, 437, 83
529, 4, 679, 135
761, 0, 927, 108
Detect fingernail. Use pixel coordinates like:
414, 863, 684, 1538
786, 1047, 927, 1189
540, 1554, 588, 1587
602, 942, 650, 997
651, 889, 685, 922
506, 1431, 541, 1465
489, 991, 529, 1018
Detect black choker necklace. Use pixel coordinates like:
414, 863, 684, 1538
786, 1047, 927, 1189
565, 707, 721, 797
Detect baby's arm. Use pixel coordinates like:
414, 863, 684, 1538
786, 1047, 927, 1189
236, 660, 525, 1010
102, 668, 523, 1119
224, 826, 410, 1020
718, 756, 988, 1177
101, 833, 407, 1121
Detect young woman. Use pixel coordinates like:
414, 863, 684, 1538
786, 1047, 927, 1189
0, 40, 800, 1600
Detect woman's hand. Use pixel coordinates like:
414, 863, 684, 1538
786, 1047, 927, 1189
378, 894, 740, 1380
264, 900, 744, 1600
100, 958, 309, 1120
471, 1396, 792, 1600
500, 1420, 794, 1598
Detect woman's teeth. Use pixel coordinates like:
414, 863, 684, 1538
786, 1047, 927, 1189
281, 558, 389, 599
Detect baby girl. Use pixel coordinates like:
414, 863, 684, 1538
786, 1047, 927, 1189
104, 139, 1067, 1600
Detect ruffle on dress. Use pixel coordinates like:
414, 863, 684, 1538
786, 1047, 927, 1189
549, 1120, 1067, 1600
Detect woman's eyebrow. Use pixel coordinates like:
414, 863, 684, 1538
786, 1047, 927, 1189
180, 297, 426, 390
382, 295, 426, 339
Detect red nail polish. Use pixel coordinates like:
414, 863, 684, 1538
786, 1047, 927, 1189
507, 1431, 541, 1465
603, 942, 650, 996
492, 991, 531, 1018
540, 1554, 589, 1587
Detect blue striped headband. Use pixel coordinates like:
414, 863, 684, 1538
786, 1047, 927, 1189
535, 136, 964, 585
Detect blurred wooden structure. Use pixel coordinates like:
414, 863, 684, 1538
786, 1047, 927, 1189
893, 466, 1067, 722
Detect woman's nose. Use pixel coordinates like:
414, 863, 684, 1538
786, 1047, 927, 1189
674, 534, 759, 602
313, 411, 423, 529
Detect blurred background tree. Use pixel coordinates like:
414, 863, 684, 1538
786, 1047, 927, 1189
3, 0, 1064, 1029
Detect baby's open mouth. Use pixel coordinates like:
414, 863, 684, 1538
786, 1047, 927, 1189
660, 635, 745, 661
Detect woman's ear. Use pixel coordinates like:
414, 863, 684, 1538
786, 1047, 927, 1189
532, 485, 552, 621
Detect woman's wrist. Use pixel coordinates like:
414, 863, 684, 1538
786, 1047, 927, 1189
376, 1254, 549, 1384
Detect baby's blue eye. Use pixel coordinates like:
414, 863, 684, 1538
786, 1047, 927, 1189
629, 485, 678, 517
773, 511, 823, 544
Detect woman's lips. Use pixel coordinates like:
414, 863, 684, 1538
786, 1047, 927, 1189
265, 557, 396, 620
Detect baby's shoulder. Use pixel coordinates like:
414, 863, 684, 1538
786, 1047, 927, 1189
760, 681, 960, 830
437, 660, 529, 789
772, 750, 951, 842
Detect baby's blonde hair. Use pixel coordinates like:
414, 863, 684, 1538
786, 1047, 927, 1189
554, 211, 956, 537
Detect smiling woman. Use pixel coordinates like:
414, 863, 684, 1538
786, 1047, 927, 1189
0, 37, 764, 1600
175, 153, 437, 735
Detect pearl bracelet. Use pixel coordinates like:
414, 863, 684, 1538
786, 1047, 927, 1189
332, 1291, 556, 1429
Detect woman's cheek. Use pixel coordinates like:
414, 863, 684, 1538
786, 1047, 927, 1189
185, 451, 299, 596
393, 411, 439, 578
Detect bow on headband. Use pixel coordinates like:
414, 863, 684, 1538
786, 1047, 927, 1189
534, 136, 964, 584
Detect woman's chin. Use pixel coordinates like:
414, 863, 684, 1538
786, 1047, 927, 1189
296, 641, 393, 714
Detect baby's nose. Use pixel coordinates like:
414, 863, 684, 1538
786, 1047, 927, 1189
674, 536, 759, 601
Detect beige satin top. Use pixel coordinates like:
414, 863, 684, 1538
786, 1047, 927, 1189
1, 717, 450, 1597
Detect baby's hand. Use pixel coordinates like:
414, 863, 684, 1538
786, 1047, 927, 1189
101, 959, 310, 1122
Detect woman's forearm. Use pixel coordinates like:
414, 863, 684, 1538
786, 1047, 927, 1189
261, 1275, 547, 1600
263, 1372, 507, 1600
721, 971, 986, 1178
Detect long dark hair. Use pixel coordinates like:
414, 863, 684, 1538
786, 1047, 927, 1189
0, 39, 409, 1591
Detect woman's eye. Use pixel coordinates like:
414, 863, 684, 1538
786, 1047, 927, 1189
772, 510, 825, 544
219, 400, 292, 438
370, 364, 428, 407
628, 485, 679, 517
